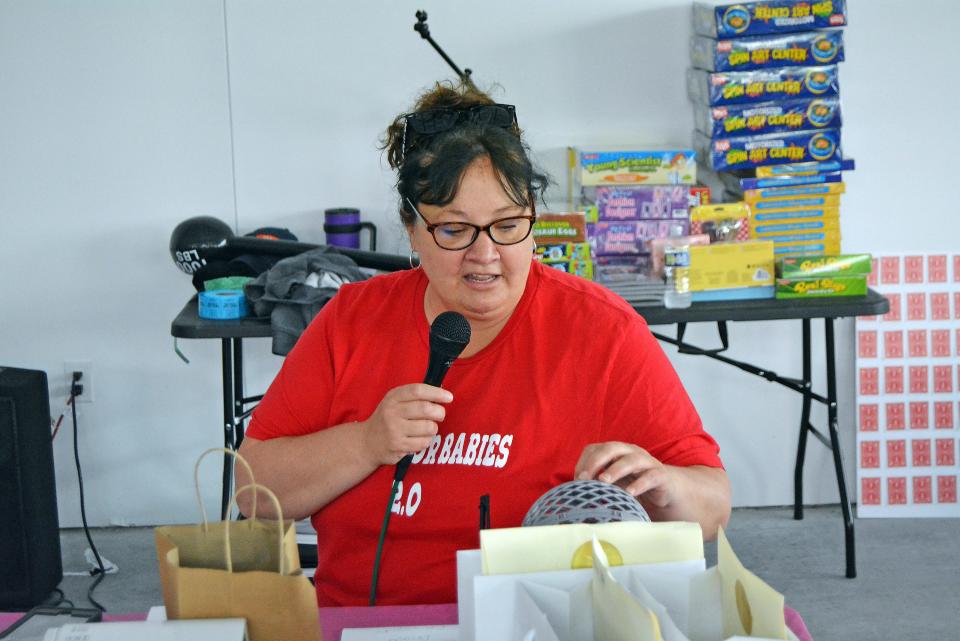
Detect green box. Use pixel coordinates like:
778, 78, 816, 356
777, 253, 872, 278
776, 276, 868, 299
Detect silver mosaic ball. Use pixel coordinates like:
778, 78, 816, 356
522, 479, 650, 527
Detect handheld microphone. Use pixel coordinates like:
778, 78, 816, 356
394, 311, 472, 482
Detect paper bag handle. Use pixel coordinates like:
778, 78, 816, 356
225, 482, 287, 575
193, 447, 257, 530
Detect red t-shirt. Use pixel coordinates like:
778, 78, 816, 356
245, 260, 721, 606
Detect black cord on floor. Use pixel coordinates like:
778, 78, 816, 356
45, 587, 74, 609
71, 389, 107, 613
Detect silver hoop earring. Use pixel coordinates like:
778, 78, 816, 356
409, 250, 421, 270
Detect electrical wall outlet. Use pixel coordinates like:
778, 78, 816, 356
64, 361, 94, 402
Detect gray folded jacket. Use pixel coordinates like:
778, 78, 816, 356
245, 247, 368, 355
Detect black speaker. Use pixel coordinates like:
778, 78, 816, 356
0, 367, 63, 609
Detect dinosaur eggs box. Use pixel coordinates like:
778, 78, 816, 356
687, 65, 839, 106
691, 29, 844, 72
693, 0, 848, 38
532, 212, 587, 244
582, 185, 690, 222
694, 96, 841, 138
568, 148, 697, 189
694, 128, 841, 172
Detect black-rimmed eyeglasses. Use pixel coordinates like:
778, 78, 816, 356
406, 198, 536, 251
401, 104, 518, 162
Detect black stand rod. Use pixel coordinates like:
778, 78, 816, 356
413, 10, 475, 88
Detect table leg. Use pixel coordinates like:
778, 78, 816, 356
824, 318, 856, 578
221, 338, 236, 521
233, 338, 245, 451
794, 319, 813, 520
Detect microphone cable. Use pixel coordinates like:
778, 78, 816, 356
369, 473, 402, 606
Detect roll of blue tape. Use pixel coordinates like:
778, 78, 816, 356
199, 290, 247, 320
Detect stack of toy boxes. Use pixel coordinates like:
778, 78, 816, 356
567, 148, 700, 283
532, 212, 594, 280
688, 0, 849, 259
775, 252, 871, 298
740, 159, 851, 257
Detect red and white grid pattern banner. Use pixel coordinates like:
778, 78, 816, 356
855, 254, 960, 517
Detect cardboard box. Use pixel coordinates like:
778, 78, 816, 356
694, 96, 841, 138
693, 0, 848, 38
535, 242, 591, 262
778, 253, 872, 277
750, 194, 840, 211
691, 29, 844, 71
751, 206, 839, 224
587, 220, 686, 256
687, 65, 840, 107
773, 239, 842, 257
542, 259, 594, 280
569, 148, 697, 193
533, 213, 587, 244
776, 275, 867, 298
583, 185, 690, 222
690, 202, 751, 242
754, 158, 854, 177
694, 128, 841, 172
688, 240, 775, 291
744, 182, 845, 201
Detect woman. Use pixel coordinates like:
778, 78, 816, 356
237, 83, 731, 606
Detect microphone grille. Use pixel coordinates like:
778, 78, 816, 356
430, 311, 472, 355
522, 480, 650, 527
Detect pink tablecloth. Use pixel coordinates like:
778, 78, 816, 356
1, 604, 812, 641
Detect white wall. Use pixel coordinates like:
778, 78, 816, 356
1, 0, 956, 526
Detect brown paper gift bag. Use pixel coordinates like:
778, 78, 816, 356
155, 448, 321, 641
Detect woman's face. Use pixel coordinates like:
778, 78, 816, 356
409, 156, 534, 325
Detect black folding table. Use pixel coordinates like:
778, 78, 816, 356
172, 288, 888, 578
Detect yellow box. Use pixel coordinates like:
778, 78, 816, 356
689, 240, 775, 292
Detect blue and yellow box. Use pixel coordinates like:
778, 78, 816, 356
744, 182, 845, 202
687, 65, 839, 107
694, 128, 841, 172
693, 0, 848, 38
694, 97, 841, 138
691, 30, 844, 72
754, 158, 854, 177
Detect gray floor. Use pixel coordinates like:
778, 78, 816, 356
43, 506, 960, 641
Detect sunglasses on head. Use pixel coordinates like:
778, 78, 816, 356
401, 103, 518, 162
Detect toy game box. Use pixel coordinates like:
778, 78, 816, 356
694, 96, 841, 138
695, 128, 841, 172
687, 65, 839, 106
691, 29, 844, 72
693, 0, 847, 38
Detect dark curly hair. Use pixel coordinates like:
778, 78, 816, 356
382, 81, 550, 228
